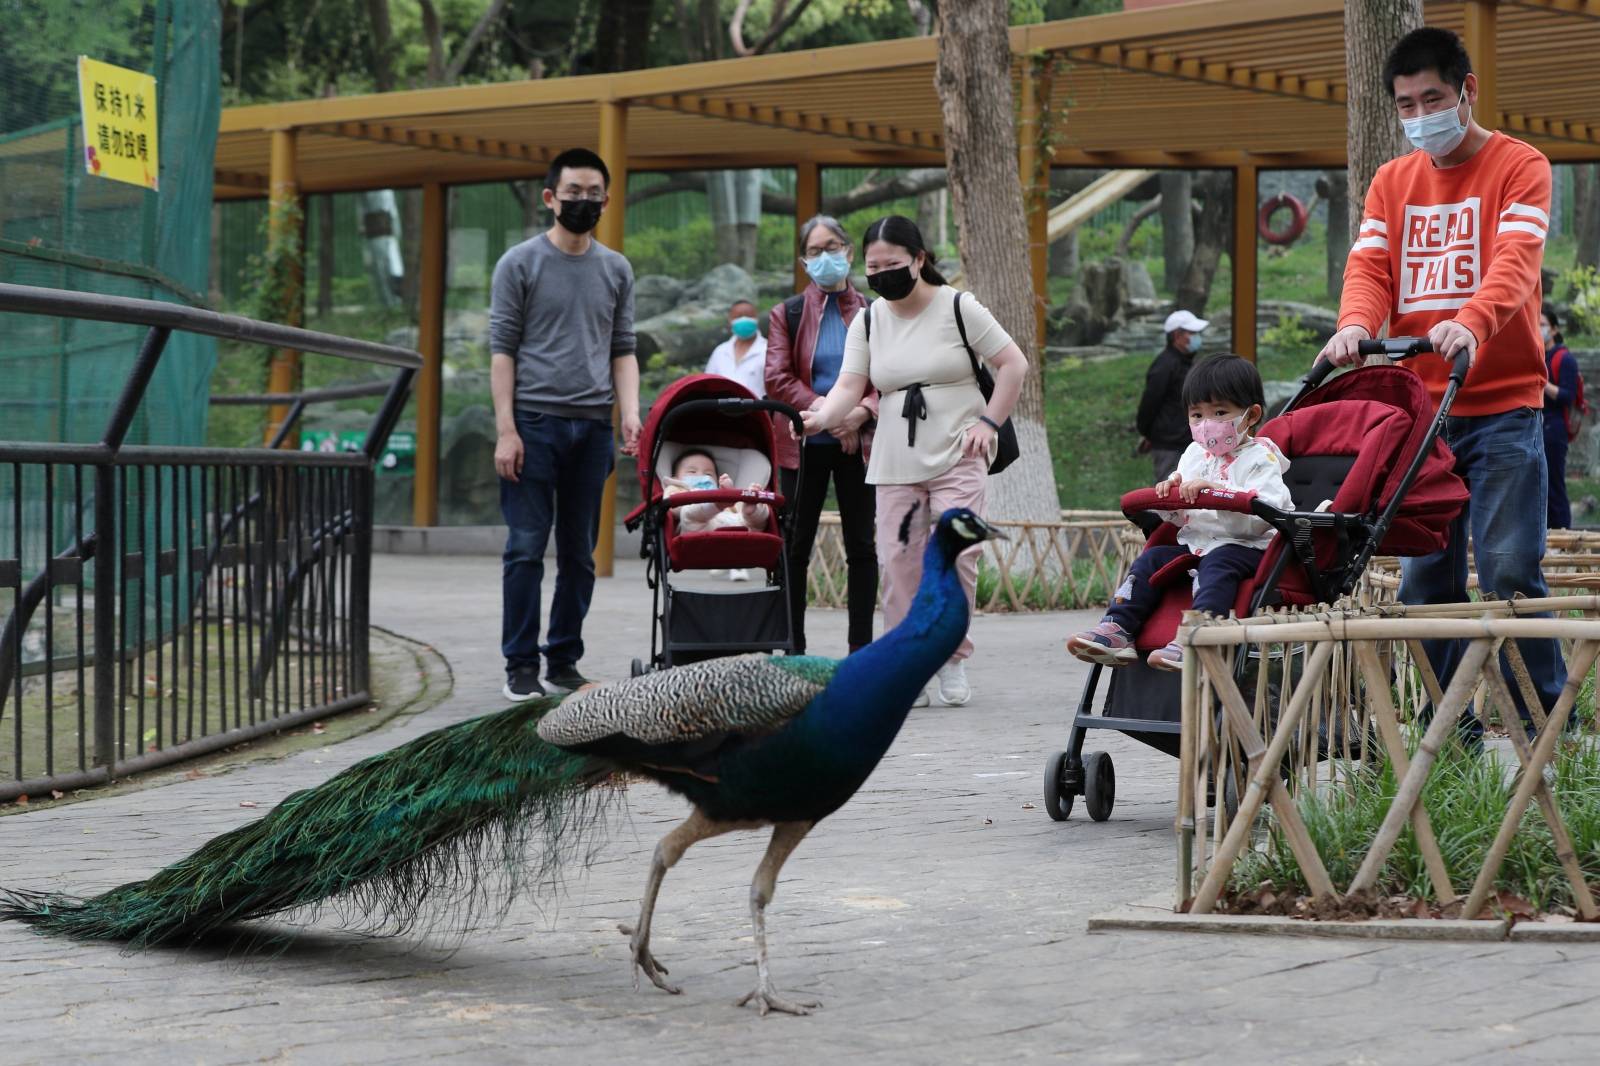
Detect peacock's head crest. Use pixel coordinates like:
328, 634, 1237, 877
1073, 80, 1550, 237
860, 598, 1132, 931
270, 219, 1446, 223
933, 508, 1005, 556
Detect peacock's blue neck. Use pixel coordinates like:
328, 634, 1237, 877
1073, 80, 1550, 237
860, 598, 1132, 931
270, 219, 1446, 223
801, 537, 968, 753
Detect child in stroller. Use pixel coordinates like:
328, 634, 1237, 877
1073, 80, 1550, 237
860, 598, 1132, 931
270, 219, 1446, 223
1068, 355, 1294, 672
665, 449, 773, 581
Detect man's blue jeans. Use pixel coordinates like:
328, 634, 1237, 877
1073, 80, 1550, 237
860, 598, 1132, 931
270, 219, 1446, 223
1400, 406, 1566, 738
500, 411, 614, 674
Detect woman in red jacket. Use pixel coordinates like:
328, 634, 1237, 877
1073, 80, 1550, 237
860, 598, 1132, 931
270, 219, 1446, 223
765, 215, 880, 656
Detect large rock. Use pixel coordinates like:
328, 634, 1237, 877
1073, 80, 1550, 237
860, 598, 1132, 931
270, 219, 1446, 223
635, 307, 733, 370
634, 274, 687, 321
438, 405, 502, 526
1122, 259, 1157, 302
684, 263, 757, 310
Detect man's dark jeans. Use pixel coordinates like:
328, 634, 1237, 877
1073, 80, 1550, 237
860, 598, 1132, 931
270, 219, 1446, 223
780, 442, 877, 653
1400, 406, 1566, 739
500, 411, 614, 675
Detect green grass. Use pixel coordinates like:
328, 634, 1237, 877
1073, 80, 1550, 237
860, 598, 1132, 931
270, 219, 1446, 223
1233, 734, 1600, 913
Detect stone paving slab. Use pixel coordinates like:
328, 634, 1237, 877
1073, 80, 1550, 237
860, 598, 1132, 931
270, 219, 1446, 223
3, 555, 1599, 1064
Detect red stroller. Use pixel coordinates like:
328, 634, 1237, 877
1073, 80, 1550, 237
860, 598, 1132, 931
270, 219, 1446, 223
623, 374, 805, 675
1043, 339, 1471, 821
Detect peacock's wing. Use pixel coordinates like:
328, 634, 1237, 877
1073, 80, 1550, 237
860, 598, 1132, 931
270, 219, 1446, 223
536, 654, 839, 758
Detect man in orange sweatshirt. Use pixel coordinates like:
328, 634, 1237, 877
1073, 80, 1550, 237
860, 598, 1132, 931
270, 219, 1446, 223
1319, 27, 1562, 740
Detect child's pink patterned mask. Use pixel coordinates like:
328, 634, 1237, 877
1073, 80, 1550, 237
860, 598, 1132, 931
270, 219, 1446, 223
1191, 413, 1246, 458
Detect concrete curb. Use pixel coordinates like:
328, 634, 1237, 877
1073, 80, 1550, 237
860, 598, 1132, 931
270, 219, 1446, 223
1088, 909, 1512, 941
1089, 903, 1600, 942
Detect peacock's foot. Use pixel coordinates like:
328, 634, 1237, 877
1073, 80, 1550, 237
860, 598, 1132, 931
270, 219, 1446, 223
617, 922, 681, 995
735, 982, 820, 1017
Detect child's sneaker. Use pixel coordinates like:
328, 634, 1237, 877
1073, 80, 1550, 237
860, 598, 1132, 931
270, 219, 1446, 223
1066, 621, 1136, 667
1147, 641, 1184, 672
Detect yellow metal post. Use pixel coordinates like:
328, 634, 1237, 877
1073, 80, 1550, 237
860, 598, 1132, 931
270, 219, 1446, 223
265, 128, 302, 446
414, 181, 447, 527
794, 161, 821, 293
1232, 163, 1258, 362
1463, 0, 1499, 130
593, 99, 629, 579
1018, 60, 1050, 355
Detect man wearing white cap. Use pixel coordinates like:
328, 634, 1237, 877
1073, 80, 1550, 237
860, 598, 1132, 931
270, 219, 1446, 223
1136, 309, 1208, 481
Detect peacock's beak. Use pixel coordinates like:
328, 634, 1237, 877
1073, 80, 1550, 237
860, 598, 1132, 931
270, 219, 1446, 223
975, 516, 1008, 542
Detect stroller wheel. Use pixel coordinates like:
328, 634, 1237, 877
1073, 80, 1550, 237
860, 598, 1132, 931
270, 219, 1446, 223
1084, 752, 1115, 822
1043, 750, 1074, 821
630, 658, 646, 678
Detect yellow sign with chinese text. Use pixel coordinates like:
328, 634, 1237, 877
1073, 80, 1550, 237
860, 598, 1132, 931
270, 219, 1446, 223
77, 56, 159, 191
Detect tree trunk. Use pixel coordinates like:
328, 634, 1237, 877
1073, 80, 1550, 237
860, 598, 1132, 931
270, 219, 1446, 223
364, 0, 396, 92
1577, 163, 1600, 270
1344, 0, 1422, 245
1323, 169, 1349, 303
593, 0, 655, 72
1174, 173, 1231, 315
936, 0, 1057, 523
1158, 171, 1193, 293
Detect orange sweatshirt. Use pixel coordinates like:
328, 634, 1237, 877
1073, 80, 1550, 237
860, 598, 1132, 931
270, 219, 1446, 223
1338, 132, 1552, 416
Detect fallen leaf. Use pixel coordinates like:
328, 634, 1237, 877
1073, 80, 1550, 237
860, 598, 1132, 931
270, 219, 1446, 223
983, 818, 993, 825
185, 770, 204, 780
239, 800, 258, 808
1021, 802, 1036, 810
1495, 891, 1538, 918
311, 722, 327, 734
14, 794, 28, 805
50, 790, 63, 800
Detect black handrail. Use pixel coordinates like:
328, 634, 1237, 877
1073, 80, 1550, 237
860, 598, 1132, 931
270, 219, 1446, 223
0, 283, 423, 369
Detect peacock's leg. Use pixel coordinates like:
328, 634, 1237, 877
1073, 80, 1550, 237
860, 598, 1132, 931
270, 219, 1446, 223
619, 808, 729, 995
736, 820, 819, 1017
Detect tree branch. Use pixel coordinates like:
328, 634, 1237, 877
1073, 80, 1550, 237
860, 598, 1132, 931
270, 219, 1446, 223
731, 0, 816, 56
1115, 196, 1161, 256
445, 0, 510, 83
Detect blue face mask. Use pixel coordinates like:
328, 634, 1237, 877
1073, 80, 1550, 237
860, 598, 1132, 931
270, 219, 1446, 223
805, 250, 851, 288
681, 474, 716, 492
1186, 332, 1204, 355
731, 316, 759, 340
1401, 93, 1469, 157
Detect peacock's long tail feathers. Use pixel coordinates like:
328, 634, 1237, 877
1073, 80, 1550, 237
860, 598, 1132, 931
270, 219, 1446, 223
0, 695, 615, 948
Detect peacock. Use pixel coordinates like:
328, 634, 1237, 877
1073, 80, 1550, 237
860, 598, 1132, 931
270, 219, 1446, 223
0, 505, 999, 1015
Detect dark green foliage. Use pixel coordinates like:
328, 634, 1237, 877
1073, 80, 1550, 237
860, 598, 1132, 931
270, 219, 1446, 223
0, 696, 613, 947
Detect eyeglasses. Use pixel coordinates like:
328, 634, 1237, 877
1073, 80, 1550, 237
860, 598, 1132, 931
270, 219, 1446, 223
558, 187, 606, 202
801, 241, 849, 260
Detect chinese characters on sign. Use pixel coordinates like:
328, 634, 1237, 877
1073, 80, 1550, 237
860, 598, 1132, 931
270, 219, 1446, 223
77, 55, 159, 191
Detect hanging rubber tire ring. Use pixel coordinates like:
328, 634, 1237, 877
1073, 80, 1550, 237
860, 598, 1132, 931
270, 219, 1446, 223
1257, 193, 1308, 246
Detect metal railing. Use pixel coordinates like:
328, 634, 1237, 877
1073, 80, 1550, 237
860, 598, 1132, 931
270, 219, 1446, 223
0, 283, 420, 800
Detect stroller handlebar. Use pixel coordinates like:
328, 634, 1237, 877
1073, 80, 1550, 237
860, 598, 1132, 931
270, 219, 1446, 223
1120, 485, 1259, 518
1355, 336, 1471, 384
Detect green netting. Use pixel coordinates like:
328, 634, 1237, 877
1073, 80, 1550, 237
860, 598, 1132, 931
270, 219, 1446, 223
0, 0, 220, 449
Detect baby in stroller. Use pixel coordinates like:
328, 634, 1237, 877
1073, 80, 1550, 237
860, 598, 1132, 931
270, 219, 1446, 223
1068, 355, 1294, 672
664, 448, 772, 543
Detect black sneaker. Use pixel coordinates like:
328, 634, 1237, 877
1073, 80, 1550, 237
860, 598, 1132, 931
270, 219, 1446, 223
545, 663, 593, 693
503, 666, 545, 702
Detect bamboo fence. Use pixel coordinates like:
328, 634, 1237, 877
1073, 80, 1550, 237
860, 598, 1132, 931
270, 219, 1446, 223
805, 510, 1144, 613
1176, 596, 1600, 919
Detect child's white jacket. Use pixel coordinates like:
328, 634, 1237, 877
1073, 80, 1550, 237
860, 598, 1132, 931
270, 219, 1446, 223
1157, 437, 1294, 555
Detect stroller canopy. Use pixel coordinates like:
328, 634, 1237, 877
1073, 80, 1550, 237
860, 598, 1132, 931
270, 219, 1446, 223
635, 374, 780, 506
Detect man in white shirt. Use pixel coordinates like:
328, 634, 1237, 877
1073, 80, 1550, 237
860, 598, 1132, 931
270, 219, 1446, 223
705, 299, 768, 397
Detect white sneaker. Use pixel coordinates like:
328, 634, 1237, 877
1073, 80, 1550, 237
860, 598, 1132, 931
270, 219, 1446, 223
936, 661, 971, 706
728, 568, 750, 582
912, 688, 931, 708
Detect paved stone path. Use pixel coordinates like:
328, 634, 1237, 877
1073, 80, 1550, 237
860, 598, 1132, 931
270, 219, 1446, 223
3, 556, 1597, 1064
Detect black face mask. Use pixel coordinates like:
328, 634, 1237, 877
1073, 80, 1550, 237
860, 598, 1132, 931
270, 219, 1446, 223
556, 198, 603, 234
866, 264, 917, 301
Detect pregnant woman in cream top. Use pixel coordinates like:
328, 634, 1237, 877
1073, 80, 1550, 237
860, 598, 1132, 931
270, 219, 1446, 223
800, 214, 1028, 707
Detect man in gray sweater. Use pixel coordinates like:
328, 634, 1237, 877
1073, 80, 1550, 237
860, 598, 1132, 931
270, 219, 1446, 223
490, 147, 641, 701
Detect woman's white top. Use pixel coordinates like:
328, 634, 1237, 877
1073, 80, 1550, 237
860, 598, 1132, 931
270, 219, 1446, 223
840, 286, 1012, 485
705, 335, 769, 398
